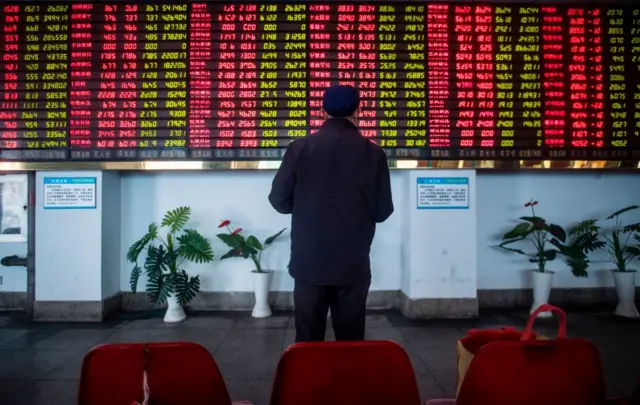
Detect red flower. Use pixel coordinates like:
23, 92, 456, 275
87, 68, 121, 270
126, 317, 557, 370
218, 220, 230, 228
231, 228, 243, 235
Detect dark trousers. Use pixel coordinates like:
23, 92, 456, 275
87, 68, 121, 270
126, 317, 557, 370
293, 278, 371, 342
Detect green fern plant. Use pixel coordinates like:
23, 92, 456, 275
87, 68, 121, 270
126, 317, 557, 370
127, 207, 214, 306
569, 205, 640, 273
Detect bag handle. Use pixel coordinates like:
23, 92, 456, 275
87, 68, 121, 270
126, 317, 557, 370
521, 304, 567, 340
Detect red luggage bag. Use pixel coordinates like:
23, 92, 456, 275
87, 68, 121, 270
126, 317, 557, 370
428, 305, 607, 405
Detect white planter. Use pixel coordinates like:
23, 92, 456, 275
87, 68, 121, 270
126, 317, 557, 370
530, 270, 554, 319
164, 294, 186, 323
252, 270, 273, 318
612, 270, 639, 319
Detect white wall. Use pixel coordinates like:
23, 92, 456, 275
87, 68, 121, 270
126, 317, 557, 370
400, 173, 412, 293
477, 172, 640, 290
5, 170, 636, 297
0, 242, 27, 292
101, 172, 121, 299
121, 170, 640, 295
120, 171, 404, 293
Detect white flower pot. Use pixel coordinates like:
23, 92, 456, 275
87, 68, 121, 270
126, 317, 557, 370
164, 294, 186, 323
252, 270, 273, 318
530, 270, 554, 319
612, 270, 639, 319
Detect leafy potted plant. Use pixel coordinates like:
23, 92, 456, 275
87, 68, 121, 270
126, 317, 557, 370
217, 220, 286, 318
495, 199, 588, 318
569, 205, 640, 318
127, 207, 214, 323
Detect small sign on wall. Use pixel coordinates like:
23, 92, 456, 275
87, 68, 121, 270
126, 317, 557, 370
417, 177, 469, 209
43, 177, 97, 209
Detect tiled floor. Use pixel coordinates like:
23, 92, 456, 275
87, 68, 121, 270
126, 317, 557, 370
0, 309, 638, 405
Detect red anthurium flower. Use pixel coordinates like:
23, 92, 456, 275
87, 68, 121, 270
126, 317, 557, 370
231, 228, 243, 235
218, 220, 230, 228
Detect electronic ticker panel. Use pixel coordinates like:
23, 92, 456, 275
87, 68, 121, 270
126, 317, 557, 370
1, 2, 640, 161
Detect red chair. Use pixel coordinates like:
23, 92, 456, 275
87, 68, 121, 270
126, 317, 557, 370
426, 305, 606, 405
78, 342, 251, 405
269, 340, 422, 405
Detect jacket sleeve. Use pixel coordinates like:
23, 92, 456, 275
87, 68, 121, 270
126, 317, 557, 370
268, 142, 299, 214
374, 149, 394, 223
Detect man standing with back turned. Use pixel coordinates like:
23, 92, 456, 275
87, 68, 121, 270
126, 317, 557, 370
268, 85, 394, 342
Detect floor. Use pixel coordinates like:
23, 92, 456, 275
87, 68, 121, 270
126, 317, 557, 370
0, 309, 638, 405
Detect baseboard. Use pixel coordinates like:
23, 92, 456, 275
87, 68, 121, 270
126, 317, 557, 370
5, 286, 640, 321
33, 293, 122, 322
477, 287, 640, 308
0, 291, 26, 310
120, 290, 398, 312
102, 293, 122, 319
396, 290, 479, 319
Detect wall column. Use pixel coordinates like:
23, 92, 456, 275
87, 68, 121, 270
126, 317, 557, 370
398, 170, 478, 318
34, 171, 121, 321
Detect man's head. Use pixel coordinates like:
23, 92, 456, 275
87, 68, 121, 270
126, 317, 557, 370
322, 85, 360, 121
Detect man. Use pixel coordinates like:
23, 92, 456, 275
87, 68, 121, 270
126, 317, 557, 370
268, 85, 394, 342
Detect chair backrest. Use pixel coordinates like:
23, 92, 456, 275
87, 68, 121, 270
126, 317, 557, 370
269, 340, 421, 405
78, 342, 232, 405
457, 338, 606, 405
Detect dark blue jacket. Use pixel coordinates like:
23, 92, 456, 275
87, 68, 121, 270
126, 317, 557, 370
268, 118, 394, 286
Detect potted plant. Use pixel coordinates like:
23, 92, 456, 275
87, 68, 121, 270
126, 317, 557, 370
217, 220, 286, 318
495, 199, 588, 318
569, 205, 640, 318
127, 207, 214, 323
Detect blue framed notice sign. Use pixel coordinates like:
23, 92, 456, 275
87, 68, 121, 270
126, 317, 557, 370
417, 177, 469, 209
43, 177, 97, 210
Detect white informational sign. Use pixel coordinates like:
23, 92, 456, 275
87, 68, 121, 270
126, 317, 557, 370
417, 177, 469, 209
43, 177, 97, 209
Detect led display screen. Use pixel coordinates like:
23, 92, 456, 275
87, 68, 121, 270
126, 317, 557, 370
0, 3, 639, 161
